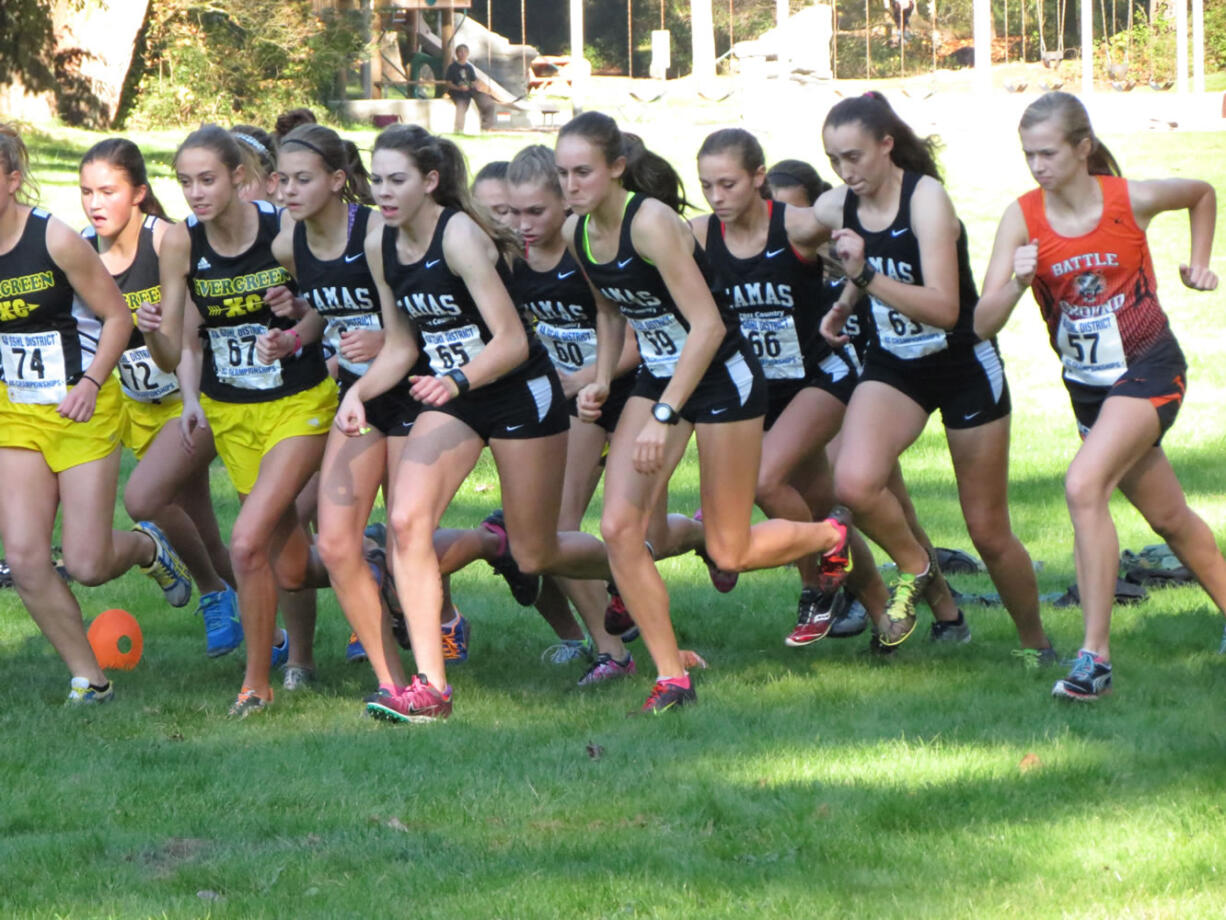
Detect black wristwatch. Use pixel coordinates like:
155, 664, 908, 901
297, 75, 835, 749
651, 402, 680, 425
445, 368, 471, 394
851, 262, 877, 290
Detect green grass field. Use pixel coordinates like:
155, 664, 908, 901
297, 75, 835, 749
2, 108, 1225, 918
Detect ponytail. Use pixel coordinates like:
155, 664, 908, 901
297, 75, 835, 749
1019, 91, 1121, 177
558, 111, 690, 214
80, 137, 169, 220
824, 91, 943, 183
372, 124, 520, 261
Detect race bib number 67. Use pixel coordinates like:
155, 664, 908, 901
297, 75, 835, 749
207, 323, 283, 391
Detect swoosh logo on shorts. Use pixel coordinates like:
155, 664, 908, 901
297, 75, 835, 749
505, 424, 524, 431
426, 259, 441, 269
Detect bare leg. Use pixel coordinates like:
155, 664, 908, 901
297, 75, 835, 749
946, 416, 1047, 648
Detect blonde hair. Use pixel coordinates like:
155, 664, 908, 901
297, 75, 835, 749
0, 124, 40, 206
1019, 92, 1121, 177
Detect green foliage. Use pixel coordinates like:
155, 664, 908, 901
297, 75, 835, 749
1098, 8, 1174, 82
125, 0, 364, 129
0, 0, 56, 92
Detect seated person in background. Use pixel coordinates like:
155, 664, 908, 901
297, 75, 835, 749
446, 44, 497, 135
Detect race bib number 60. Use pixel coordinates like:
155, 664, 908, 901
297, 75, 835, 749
207, 323, 283, 391
0, 331, 68, 404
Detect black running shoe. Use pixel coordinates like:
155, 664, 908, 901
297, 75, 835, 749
603, 582, 639, 641
480, 509, 541, 606
929, 610, 971, 644
1052, 649, 1112, 701
634, 677, 696, 715
828, 590, 868, 638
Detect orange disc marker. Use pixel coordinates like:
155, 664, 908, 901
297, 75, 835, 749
87, 608, 143, 671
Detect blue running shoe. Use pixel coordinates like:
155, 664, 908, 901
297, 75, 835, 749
346, 632, 368, 663
1052, 649, 1112, 701
134, 521, 193, 607
441, 610, 469, 663
198, 585, 242, 658
271, 629, 290, 669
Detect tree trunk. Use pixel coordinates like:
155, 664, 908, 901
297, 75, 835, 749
51, 0, 150, 126
691, 0, 715, 79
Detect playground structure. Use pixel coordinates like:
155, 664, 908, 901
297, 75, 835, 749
316, 0, 1216, 132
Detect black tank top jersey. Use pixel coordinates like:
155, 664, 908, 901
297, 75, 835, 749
292, 205, 385, 385
187, 199, 326, 403
382, 208, 545, 379
85, 214, 161, 352
575, 193, 741, 380
509, 248, 601, 375
0, 208, 93, 400
842, 171, 978, 366
84, 214, 183, 402
704, 201, 833, 381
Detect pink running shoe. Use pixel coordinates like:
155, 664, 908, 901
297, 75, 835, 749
366, 674, 453, 723
578, 652, 636, 686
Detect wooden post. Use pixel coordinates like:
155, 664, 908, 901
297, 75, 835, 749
865, 0, 871, 78
1175, 0, 1188, 93
1080, 0, 1092, 93
627, 0, 633, 77
1192, 0, 1205, 92
832, 0, 838, 77
973, 0, 991, 93
443, 8, 456, 71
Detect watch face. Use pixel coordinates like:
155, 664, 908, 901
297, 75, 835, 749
653, 403, 672, 423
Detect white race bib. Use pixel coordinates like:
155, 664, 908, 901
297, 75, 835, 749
630, 313, 688, 378
739, 313, 804, 380
0, 331, 67, 404
118, 345, 179, 402
870, 297, 947, 360
325, 312, 383, 377
536, 321, 597, 374
207, 323, 283, 391
422, 324, 485, 375
1058, 312, 1126, 387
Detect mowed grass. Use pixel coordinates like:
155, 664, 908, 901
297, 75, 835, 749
2, 106, 1226, 918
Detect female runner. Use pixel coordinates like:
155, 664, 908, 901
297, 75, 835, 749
555, 112, 849, 713
694, 128, 883, 647
151, 124, 336, 716
79, 138, 241, 658
340, 124, 612, 722
769, 157, 969, 650
975, 91, 1226, 700
0, 125, 191, 702
506, 144, 638, 684
814, 93, 1051, 658
268, 122, 434, 705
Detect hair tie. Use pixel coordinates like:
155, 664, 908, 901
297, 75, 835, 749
233, 132, 271, 160
281, 137, 339, 169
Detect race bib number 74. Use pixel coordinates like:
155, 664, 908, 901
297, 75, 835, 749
0, 331, 68, 404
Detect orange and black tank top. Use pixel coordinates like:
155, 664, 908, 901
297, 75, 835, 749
1018, 175, 1171, 388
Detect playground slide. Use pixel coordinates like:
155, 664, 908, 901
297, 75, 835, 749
416, 15, 536, 104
